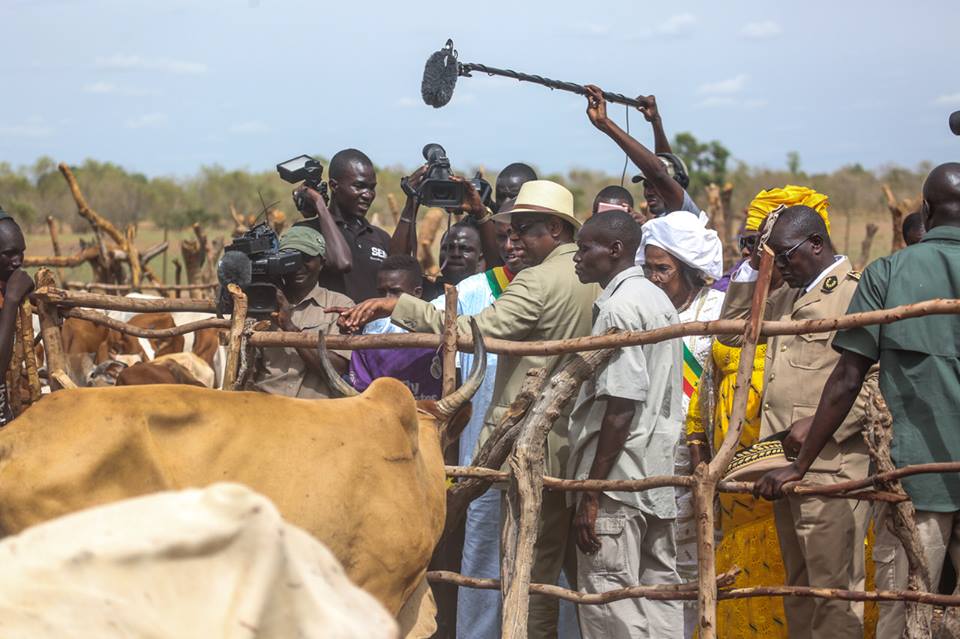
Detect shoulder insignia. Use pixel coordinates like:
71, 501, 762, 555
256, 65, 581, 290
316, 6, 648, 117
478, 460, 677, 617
822, 275, 839, 292
848, 270, 862, 281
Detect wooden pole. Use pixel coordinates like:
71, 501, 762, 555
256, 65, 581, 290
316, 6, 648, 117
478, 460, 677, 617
19, 302, 41, 403
34, 287, 217, 313
45, 215, 66, 283
857, 223, 879, 270
222, 284, 247, 390
442, 284, 459, 397
125, 225, 142, 289
34, 269, 67, 391
882, 184, 908, 253
500, 347, 616, 639
61, 308, 229, 338
245, 297, 960, 355
162, 227, 169, 285
6, 311, 23, 415
58, 163, 126, 247
697, 246, 776, 639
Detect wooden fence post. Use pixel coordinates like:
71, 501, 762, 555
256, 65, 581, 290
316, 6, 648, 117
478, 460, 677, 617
442, 285, 459, 397
500, 347, 616, 639
34, 269, 67, 391
697, 245, 776, 638
222, 284, 248, 390
19, 301, 42, 403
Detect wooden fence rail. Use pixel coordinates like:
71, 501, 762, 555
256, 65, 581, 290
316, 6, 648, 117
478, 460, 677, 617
27, 280, 960, 638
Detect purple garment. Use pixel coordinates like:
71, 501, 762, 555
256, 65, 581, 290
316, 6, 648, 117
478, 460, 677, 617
712, 258, 745, 293
347, 318, 443, 400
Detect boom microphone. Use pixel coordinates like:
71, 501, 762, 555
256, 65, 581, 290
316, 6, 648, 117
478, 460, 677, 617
421, 39, 647, 109
216, 250, 252, 317
951, 110, 960, 136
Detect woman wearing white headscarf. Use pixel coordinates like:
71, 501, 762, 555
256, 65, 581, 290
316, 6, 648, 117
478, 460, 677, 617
636, 210, 725, 639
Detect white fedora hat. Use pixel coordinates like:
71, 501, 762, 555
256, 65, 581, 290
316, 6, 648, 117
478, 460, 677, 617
491, 180, 581, 229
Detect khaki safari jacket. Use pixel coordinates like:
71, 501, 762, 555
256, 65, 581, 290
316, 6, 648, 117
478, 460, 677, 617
391, 243, 600, 478
719, 257, 879, 473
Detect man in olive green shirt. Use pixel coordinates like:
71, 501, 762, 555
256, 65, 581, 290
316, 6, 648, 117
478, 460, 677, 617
756, 163, 960, 639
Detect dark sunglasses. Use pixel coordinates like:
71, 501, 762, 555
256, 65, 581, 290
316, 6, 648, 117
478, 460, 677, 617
738, 235, 759, 252
773, 236, 813, 269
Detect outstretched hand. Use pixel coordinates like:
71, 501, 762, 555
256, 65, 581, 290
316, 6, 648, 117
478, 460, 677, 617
450, 176, 485, 218
329, 297, 399, 334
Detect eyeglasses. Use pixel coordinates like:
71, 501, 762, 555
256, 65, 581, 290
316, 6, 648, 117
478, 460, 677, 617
773, 236, 813, 268
738, 235, 759, 252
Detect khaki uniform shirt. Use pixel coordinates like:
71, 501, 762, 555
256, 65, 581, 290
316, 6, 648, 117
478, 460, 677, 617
719, 256, 879, 473
391, 243, 600, 478
252, 286, 354, 399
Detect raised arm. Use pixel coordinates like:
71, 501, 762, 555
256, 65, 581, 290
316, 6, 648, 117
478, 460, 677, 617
0, 270, 33, 381
585, 85, 685, 212
389, 165, 429, 257
296, 186, 352, 273
638, 94, 673, 155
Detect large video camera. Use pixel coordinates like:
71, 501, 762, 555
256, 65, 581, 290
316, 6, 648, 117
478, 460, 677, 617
217, 223, 303, 318
277, 154, 329, 214
414, 143, 492, 208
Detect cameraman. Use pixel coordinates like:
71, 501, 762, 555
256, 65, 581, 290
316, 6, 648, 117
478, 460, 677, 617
295, 148, 390, 303
389, 162, 537, 270
251, 226, 354, 399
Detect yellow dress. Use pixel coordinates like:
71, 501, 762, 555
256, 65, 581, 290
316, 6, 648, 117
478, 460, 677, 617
687, 341, 789, 638
686, 340, 876, 638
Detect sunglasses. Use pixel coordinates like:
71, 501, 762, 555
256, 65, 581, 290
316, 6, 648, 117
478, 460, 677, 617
738, 235, 759, 252
773, 236, 813, 269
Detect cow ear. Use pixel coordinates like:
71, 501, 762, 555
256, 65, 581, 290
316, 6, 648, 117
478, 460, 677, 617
442, 403, 473, 451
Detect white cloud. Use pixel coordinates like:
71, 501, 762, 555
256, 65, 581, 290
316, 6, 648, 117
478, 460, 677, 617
396, 96, 418, 108
740, 20, 782, 39
0, 118, 54, 138
229, 120, 269, 134
95, 55, 207, 75
124, 112, 167, 129
82, 81, 156, 96
657, 13, 696, 35
934, 92, 960, 106
698, 74, 749, 95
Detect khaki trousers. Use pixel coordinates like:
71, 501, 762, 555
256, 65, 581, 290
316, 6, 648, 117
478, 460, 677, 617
502, 490, 578, 639
576, 495, 682, 638
874, 504, 960, 639
773, 445, 870, 639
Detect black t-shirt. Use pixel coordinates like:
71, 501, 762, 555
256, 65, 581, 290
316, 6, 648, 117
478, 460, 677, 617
295, 215, 391, 303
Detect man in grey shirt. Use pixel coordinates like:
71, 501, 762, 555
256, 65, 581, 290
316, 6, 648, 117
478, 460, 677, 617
569, 211, 683, 637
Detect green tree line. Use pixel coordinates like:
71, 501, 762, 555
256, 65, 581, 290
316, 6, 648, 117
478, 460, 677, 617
0, 135, 929, 239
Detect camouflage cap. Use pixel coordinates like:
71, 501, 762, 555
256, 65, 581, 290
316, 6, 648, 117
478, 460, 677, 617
279, 225, 326, 258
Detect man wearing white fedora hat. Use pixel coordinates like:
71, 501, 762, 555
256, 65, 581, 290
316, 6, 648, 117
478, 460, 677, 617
336, 180, 600, 638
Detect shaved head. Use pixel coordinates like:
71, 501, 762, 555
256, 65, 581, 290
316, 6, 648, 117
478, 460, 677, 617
329, 148, 373, 181
495, 163, 537, 210
583, 209, 641, 255
922, 162, 960, 229
771, 205, 831, 248
593, 185, 634, 214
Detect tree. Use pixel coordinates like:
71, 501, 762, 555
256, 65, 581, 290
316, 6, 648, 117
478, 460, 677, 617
787, 151, 802, 175
671, 132, 731, 195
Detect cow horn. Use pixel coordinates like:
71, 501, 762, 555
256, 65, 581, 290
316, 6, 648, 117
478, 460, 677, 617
317, 332, 360, 397
435, 318, 486, 418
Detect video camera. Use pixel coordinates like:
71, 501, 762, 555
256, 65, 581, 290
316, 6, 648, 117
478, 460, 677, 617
277, 154, 329, 214
414, 143, 492, 208
217, 223, 303, 318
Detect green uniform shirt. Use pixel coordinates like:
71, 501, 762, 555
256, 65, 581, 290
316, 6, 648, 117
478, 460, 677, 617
832, 225, 960, 512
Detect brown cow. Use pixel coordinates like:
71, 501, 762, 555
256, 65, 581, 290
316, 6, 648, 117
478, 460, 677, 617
116, 360, 206, 387
0, 321, 485, 637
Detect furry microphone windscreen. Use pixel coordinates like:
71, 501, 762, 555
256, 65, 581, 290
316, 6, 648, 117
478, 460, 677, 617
216, 250, 252, 316
951, 110, 960, 136
421, 47, 459, 108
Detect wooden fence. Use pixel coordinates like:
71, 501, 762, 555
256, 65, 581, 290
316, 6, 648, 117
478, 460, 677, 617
22, 267, 960, 638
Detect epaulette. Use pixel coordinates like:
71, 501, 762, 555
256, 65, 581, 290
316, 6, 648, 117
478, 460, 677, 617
848, 270, 862, 281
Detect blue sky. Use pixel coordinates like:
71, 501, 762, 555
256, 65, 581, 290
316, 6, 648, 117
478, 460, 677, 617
1, 0, 958, 178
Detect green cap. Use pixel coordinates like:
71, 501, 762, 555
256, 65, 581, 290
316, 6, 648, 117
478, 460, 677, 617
279, 225, 326, 257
